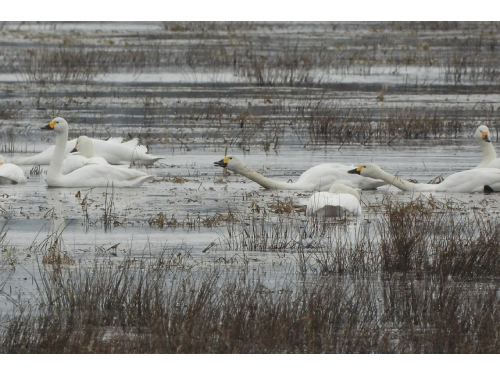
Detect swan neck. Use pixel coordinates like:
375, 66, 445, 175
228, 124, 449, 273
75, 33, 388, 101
478, 139, 497, 166
48, 130, 67, 178
375, 168, 420, 192
235, 166, 297, 190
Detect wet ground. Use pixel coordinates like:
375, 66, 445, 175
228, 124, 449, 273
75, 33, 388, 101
1, 21, 500, 314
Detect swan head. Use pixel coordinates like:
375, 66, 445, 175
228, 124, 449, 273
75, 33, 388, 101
41, 117, 69, 133
328, 183, 361, 201
475, 125, 491, 143
71, 135, 95, 158
347, 163, 384, 178
214, 155, 244, 171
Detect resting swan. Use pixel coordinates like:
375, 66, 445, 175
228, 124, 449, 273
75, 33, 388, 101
214, 155, 386, 191
62, 135, 110, 174
306, 183, 362, 217
348, 163, 500, 193
475, 125, 497, 167
11, 134, 163, 166
475, 125, 500, 169
0, 155, 27, 184
41, 117, 154, 188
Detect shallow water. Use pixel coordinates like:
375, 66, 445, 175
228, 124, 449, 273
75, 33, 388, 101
1, 21, 500, 315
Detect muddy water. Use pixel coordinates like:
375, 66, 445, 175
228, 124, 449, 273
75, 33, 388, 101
1, 21, 500, 314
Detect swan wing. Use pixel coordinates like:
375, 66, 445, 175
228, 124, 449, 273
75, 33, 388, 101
0, 163, 27, 184
49, 164, 153, 188
92, 140, 162, 165
62, 155, 110, 174
437, 168, 500, 192
297, 163, 385, 191
307, 192, 361, 217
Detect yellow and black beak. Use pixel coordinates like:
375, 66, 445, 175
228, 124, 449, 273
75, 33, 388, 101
214, 157, 229, 168
70, 146, 78, 153
482, 131, 491, 143
348, 166, 364, 175
41, 121, 56, 131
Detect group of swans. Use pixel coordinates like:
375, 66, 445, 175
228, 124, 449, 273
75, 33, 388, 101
213, 155, 386, 191
39, 118, 155, 188
4, 120, 500, 198
0, 117, 161, 188
343, 124, 500, 194
213, 155, 370, 218
211, 125, 500, 216
11, 131, 163, 166
347, 163, 500, 193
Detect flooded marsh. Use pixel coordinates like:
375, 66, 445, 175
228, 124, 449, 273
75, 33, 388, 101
1, 21, 500, 353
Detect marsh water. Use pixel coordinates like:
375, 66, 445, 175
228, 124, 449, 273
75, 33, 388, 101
1, 21, 500, 316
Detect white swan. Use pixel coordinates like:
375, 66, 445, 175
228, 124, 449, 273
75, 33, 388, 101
0, 155, 27, 184
214, 155, 386, 191
61, 136, 110, 174
306, 183, 362, 217
348, 163, 500, 193
41, 117, 154, 188
11, 134, 163, 166
474, 125, 500, 169
91, 137, 164, 166
475, 125, 497, 167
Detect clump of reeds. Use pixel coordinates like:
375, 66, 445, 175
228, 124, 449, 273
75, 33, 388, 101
2, 247, 500, 353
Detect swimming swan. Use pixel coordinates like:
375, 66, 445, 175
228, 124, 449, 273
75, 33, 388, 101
41, 117, 154, 188
61, 135, 110, 174
11, 134, 163, 166
0, 155, 27, 184
214, 155, 386, 191
306, 183, 362, 217
348, 163, 500, 193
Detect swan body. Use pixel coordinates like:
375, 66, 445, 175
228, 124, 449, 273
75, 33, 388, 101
214, 155, 386, 191
306, 183, 362, 217
62, 136, 110, 174
475, 125, 497, 168
91, 139, 164, 165
11, 136, 163, 166
348, 163, 500, 193
0, 155, 27, 184
41, 117, 154, 188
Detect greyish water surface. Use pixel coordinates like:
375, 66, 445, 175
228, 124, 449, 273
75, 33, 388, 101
1, 21, 500, 314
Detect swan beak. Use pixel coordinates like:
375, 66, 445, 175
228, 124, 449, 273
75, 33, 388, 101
348, 166, 363, 175
482, 132, 491, 142
70, 147, 78, 153
41, 121, 57, 131
214, 157, 228, 168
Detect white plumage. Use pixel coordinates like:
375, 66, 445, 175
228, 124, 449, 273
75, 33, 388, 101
62, 135, 110, 174
0, 155, 26, 184
41, 117, 154, 188
306, 183, 362, 217
214, 155, 386, 191
349, 163, 500, 193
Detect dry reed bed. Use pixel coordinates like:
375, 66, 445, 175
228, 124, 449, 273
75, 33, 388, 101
3, 22, 500, 85
1, 198, 500, 353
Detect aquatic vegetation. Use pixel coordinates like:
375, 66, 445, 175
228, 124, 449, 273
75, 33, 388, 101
2, 21, 500, 354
